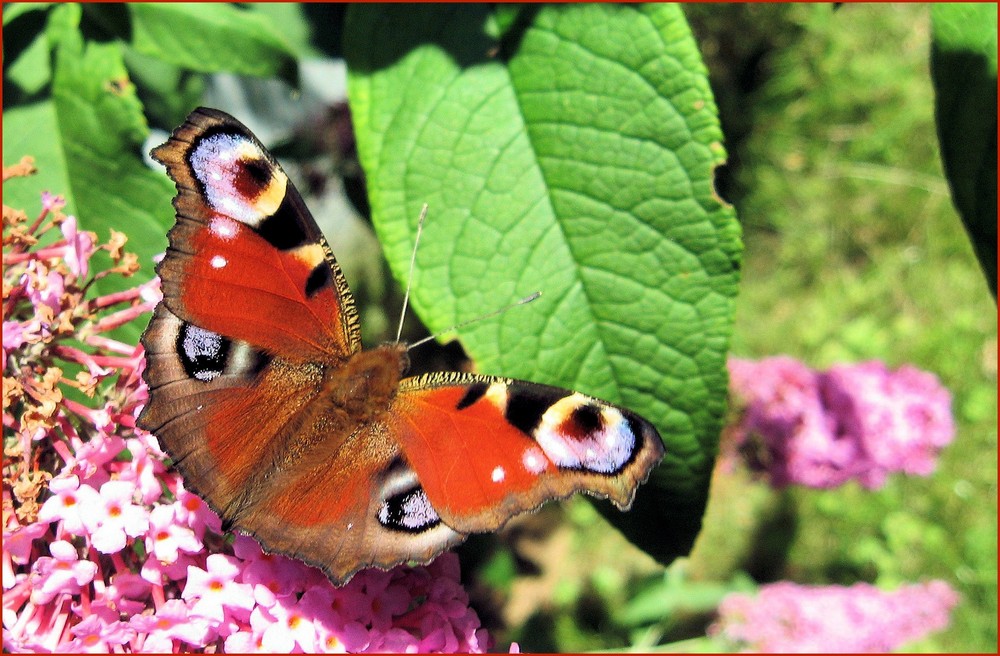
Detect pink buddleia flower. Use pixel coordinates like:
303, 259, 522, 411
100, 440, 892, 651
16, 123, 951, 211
234, 534, 310, 605
822, 361, 955, 487
36, 476, 102, 537
28, 540, 98, 605
65, 432, 126, 487
300, 585, 354, 652
104, 571, 150, 616
129, 598, 214, 648
83, 480, 150, 554
259, 594, 320, 652
145, 503, 203, 565
354, 567, 413, 630
140, 549, 200, 585
63, 612, 135, 653
726, 357, 955, 489
4, 521, 49, 572
59, 215, 95, 279
121, 436, 169, 505
173, 481, 224, 541
182, 554, 256, 625
710, 580, 959, 652
40, 191, 66, 213
224, 604, 274, 653
23, 260, 65, 317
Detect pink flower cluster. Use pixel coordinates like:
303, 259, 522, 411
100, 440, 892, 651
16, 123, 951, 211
709, 580, 959, 651
726, 356, 955, 489
3, 176, 490, 652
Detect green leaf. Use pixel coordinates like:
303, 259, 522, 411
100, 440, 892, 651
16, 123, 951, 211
3, 101, 71, 216
127, 3, 298, 84
48, 3, 173, 266
50, 5, 173, 313
2, 4, 174, 343
347, 4, 740, 565
2, 2, 50, 26
3, 4, 53, 97
617, 573, 754, 627
931, 3, 997, 298
123, 46, 206, 129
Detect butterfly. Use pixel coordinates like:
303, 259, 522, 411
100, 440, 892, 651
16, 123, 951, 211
138, 107, 665, 584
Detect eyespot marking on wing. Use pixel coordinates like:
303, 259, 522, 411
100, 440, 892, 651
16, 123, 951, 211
534, 394, 637, 475
378, 487, 441, 533
177, 323, 230, 382
188, 132, 286, 227
504, 385, 569, 436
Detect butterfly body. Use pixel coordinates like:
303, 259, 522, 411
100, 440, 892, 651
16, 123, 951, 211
139, 107, 664, 583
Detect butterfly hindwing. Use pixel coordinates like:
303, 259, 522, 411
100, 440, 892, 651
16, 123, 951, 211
140, 304, 317, 514
232, 420, 465, 582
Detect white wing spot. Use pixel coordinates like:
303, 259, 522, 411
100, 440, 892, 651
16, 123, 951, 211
521, 447, 548, 475
209, 217, 238, 240
210, 255, 227, 269
491, 466, 505, 483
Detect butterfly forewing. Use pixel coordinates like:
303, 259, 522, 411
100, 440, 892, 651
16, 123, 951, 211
387, 374, 664, 533
150, 107, 360, 361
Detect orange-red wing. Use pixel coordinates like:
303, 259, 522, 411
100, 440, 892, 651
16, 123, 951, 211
152, 107, 360, 361
386, 373, 665, 534
139, 305, 321, 515
140, 307, 463, 584
236, 422, 465, 584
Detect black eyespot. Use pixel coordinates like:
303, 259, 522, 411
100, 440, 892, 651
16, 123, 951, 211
242, 157, 271, 188
377, 486, 441, 533
570, 404, 604, 435
177, 322, 230, 382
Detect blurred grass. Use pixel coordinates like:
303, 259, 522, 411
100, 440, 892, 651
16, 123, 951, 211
500, 4, 995, 651
687, 4, 997, 652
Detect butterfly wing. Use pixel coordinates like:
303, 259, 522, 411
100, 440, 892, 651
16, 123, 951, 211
150, 107, 360, 361
140, 108, 463, 582
383, 373, 665, 533
141, 308, 464, 582
141, 107, 663, 584
229, 414, 467, 583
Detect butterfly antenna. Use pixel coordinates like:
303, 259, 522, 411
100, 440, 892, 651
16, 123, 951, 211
395, 204, 428, 343
407, 291, 542, 350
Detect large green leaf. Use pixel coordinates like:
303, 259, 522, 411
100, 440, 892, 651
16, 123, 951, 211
127, 3, 298, 84
346, 4, 740, 564
931, 3, 997, 298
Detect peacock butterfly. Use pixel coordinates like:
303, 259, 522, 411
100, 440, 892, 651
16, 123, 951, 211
138, 107, 664, 584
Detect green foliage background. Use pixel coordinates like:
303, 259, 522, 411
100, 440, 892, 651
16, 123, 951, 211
3, 2, 995, 652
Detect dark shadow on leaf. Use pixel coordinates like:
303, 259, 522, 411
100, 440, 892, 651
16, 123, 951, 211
2, 8, 51, 108
302, 3, 349, 59
931, 45, 997, 299
345, 5, 499, 75
492, 4, 541, 64
80, 3, 132, 43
